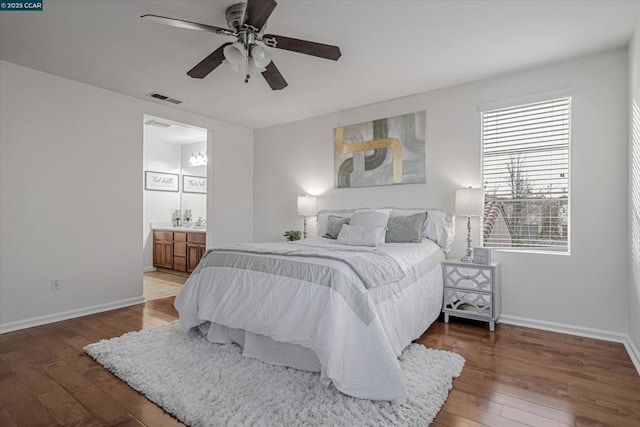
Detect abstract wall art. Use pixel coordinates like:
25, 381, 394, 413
334, 111, 426, 188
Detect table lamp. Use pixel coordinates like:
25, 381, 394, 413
455, 187, 485, 262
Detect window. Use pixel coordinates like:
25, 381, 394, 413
481, 97, 570, 252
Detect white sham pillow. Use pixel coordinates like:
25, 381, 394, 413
350, 209, 391, 228
337, 225, 387, 247
423, 210, 456, 253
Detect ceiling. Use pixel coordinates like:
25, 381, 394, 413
144, 115, 207, 145
1, 1, 639, 129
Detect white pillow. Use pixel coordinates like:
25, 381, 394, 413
424, 210, 456, 252
337, 225, 386, 247
350, 209, 391, 228
318, 208, 454, 250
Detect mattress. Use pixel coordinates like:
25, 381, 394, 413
175, 237, 445, 403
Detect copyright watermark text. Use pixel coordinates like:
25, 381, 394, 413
0, 2, 43, 11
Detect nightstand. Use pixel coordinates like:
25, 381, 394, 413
442, 260, 501, 331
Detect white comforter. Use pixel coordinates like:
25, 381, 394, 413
175, 237, 445, 403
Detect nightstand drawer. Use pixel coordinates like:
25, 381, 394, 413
443, 264, 493, 291
443, 288, 492, 318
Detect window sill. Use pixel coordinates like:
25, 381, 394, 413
490, 248, 571, 256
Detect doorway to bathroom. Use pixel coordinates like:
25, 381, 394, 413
142, 114, 208, 300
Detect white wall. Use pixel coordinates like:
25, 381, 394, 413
254, 49, 629, 334
0, 60, 253, 330
629, 19, 640, 354
142, 140, 181, 271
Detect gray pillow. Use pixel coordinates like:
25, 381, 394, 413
385, 212, 427, 243
324, 215, 350, 239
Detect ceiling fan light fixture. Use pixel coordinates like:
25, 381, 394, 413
143, 0, 341, 90
223, 42, 245, 65
251, 44, 272, 68
223, 59, 241, 73
248, 58, 266, 73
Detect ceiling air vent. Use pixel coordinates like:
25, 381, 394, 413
146, 92, 184, 105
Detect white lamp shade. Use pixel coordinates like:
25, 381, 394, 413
251, 44, 272, 68
455, 188, 485, 216
248, 58, 267, 73
297, 195, 317, 216
223, 42, 245, 65
222, 59, 240, 73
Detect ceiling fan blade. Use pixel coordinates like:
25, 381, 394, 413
141, 14, 235, 36
243, 0, 277, 32
187, 43, 232, 79
262, 61, 288, 90
262, 34, 341, 61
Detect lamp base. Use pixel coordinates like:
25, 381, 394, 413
461, 215, 474, 263
303, 216, 308, 239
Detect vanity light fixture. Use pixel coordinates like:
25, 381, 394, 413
189, 152, 208, 166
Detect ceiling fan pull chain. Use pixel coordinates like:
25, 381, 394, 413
245, 53, 250, 83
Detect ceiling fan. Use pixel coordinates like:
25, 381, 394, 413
141, 0, 342, 90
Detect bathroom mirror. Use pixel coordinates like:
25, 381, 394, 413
180, 141, 207, 226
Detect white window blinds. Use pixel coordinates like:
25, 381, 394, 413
481, 97, 570, 252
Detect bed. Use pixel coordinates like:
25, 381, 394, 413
174, 208, 455, 404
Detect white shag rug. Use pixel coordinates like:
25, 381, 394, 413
84, 322, 464, 426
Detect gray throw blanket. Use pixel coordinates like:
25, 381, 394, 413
200, 242, 405, 289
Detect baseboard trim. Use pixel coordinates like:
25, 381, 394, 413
143, 266, 157, 273
500, 314, 628, 342
624, 335, 640, 375
0, 296, 146, 334
500, 314, 640, 375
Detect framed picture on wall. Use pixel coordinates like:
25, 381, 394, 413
334, 110, 427, 188
145, 171, 179, 192
183, 175, 206, 194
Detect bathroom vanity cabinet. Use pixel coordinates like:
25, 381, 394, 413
152, 229, 206, 274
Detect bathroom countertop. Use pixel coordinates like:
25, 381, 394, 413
151, 224, 206, 233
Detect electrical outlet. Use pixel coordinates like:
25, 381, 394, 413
50, 278, 62, 290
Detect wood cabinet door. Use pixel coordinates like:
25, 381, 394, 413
187, 244, 200, 272
162, 242, 173, 269
198, 245, 206, 261
153, 241, 164, 267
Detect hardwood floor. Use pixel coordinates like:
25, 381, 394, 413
1, 299, 638, 426
143, 272, 186, 301
417, 320, 640, 426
